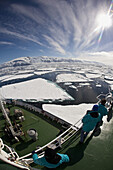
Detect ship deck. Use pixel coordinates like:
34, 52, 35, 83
0, 106, 113, 170
0, 105, 61, 157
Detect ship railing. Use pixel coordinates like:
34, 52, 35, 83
18, 119, 82, 160
4, 144, 19, 160
18, 94, 113, 161
2, 99, 82, 161
0, 100, 19, 142
0, 138, 19, 160
12, 100, 42, 113
5, 96, 113, 161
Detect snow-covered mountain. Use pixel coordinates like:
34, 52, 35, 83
0, 56, 100, 69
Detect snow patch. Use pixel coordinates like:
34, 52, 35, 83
0, 78, 73, 102
43, 103, 94, 125
56, 73, 91, 83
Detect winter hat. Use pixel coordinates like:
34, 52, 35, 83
45, 148, 56, 159
92, 104, 99, 111
45, 147, 61, 164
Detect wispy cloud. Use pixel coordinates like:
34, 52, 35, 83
0, 41, 14, 45
33, 0, 102, 51
0, 0, 113, 59
0, 27, 43, 46
43, 34, 66, 54
11, 3, 45, 25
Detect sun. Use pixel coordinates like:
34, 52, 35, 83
97, 12, 112, 29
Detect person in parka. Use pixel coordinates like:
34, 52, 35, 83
98, 99, 108, 123
32, 147, 69, 169
79, 105, 101, 143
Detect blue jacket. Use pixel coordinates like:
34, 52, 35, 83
98, 104, 108, 120
82, 111, 101, 132
32, 153, 69, 168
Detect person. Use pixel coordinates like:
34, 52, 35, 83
98, 99, 108, 124
32, 147, 69, 169
79, 104, 101, 144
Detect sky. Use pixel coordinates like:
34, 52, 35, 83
0, 0, 113, 65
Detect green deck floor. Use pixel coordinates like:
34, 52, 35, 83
0, 105, 60, 156
0, 108, 113, 170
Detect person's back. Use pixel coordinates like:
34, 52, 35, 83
79, 104, 101, 143
98, 99, 108, 120
32, 148, 69, 169
82, 111, 101, 133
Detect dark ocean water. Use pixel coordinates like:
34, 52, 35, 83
58, 78, 110, 104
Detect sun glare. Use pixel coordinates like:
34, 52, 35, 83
97, 13, 112, 29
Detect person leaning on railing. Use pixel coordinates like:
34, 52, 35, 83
79, 105, 101, 144
98, 99, 108, 125
32, 147, 69, 169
